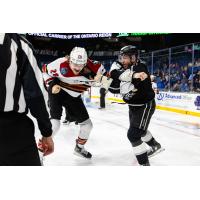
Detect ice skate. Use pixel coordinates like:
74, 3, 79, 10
74, 144, 92, 159
148, 142, 164, 158
140, 161, 150, 166
98, 107, 105, 110
62, 120, 71, 125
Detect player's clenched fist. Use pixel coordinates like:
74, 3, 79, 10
52, 85, 61, 94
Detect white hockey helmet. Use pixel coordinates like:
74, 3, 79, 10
70, 47, 87, 65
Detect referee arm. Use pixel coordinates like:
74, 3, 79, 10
19, 37, 53, 138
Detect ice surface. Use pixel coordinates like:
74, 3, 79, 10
34, 103, 200, 166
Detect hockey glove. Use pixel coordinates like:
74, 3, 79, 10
94, 73, 113, 90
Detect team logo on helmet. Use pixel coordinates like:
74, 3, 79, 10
78, 55, 82, 59
70, 47, 87, 65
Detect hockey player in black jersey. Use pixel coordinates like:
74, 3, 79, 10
109, 45, 162, 166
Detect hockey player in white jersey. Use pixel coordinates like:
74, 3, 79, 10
39, 47, 110, 159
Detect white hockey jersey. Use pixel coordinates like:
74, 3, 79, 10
42, 57, 106, 97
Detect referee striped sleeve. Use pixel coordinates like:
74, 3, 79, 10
20, 38, 46, 95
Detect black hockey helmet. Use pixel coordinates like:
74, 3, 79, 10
119, 45, 138, 57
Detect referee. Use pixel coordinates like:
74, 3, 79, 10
0, 33, 54, 166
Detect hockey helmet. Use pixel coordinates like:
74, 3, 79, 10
120, 45, 138, 57
70, 47, 87, 65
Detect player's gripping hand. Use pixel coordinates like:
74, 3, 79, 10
94, 73, 113, 90
52, 84, 61, 94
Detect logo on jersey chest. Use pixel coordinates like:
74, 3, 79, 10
60, 67, 68, 75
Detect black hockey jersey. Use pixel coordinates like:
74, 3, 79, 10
110, 60, 155, 105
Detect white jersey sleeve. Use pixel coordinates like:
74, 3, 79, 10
46, 57, 67, 77
43, 57, 67, 87
109, 61, 122, 73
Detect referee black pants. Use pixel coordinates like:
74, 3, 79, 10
0, 112, 41, 166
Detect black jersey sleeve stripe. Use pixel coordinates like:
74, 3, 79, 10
0, 34, 12, 110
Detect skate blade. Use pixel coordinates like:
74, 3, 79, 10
148, 148, 165, 158
62, 123, 70, 126
73, 151, 92, 159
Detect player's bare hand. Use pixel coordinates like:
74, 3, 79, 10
52, 84, 61, 94
133, 72, 148, 81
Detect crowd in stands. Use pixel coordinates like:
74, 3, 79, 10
151, 59, 200, 93
100, 55, 200, 93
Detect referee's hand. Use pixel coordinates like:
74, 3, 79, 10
41, 136, 54, 156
